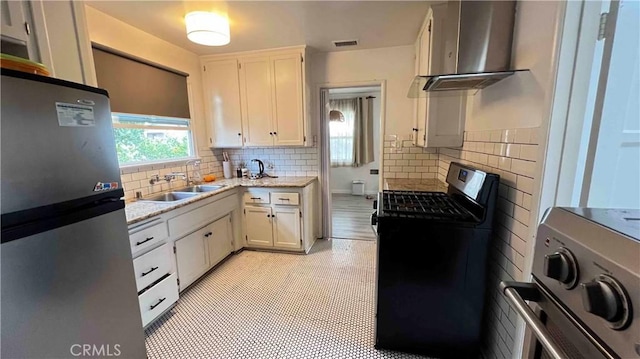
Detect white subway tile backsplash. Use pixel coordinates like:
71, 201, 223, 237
511, 159, 535, 177
514, 128, 532, 144
519, 144, 538, 161
516, 175, 534, 194
438, 127, 540, 359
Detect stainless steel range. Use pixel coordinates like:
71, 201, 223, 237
502, 208, 640, 359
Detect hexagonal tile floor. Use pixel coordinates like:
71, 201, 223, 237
144, 239, 432, 358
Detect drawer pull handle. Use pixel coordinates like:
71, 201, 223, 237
136, 237, 154, 246
141, 267, 159, 277
204, 232, 213, 237
250, 197, 261, 200
278, 198, 290, 201
150, 297, 166, 310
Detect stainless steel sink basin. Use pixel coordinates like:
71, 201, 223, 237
141, 192, 199, 202
173, 185, 226, 193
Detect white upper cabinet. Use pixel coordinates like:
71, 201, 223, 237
271, 53, 304, 146
413, 11, 433, 147
413, 3, 465, 148
203, 59, 243, 148
1, 1, 32, 45
1, 1, 93, 84
239, 56, 275, 147
201, 47, 308, 148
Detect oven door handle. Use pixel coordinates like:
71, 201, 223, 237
501, 281, 570, 359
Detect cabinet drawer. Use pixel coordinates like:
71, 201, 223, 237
271, 192, 299, 205
244, 191, 270, 204
138, 273, 179, 327
129, 221, 168, 256
132, 243, 174, 292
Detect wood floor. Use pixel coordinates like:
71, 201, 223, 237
331, 194, 377, 241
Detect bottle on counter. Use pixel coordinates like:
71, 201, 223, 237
236, 167, 242, 178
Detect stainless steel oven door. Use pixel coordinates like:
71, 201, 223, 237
500, 281, 615, 359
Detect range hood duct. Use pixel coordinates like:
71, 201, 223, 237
409, 0, 527, 97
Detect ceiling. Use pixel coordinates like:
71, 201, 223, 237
85, 1, 430, 55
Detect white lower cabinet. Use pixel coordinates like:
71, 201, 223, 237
207, 215, 234, 267
175, 214, 234, 291
244, 189, 304, 251
128, 217, 179, 328
245, 206, 274, 247
273, 207, 302, 250
132, 243, 174, 292
138, 273, 179, 327
175, 226, 211, 291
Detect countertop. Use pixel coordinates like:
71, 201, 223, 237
125, 176, 317, 225
384, 178, 448, 192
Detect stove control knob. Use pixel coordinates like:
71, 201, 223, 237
373, 200, 378, 210
581, 275, 631, 329
543, 248, 578, 288
371, 212, 378, 226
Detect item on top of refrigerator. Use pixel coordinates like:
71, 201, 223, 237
1, 54, 50, 76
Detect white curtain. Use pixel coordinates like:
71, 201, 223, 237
329, 98, 357, 167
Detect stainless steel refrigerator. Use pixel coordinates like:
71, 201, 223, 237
1, 69, 147, 358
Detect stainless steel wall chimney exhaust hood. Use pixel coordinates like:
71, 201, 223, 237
408, 0, 528, 98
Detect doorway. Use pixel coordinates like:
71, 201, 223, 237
319, 84, 384, 240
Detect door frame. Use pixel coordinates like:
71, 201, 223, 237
315, 80, 387, 239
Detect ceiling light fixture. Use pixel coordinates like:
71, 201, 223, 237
185, 11, 230, 46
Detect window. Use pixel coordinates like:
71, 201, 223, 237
92, 44, 194, 166
112, 113, 193, 165
329, 99, 357, 167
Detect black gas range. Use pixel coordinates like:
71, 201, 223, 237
373, 162, 499, 358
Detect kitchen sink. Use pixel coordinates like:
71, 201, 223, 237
173, 185, 226, 193
140, 192, 199, 202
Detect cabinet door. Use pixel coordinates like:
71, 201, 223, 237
1, 1, 29, 43
245, 206, 273, 247
207, 215, 233, 268
272, 206, 301, 250
239, 56, 274, 147
415, 14, 432, 148
424, 4, 464, 148
271, 54, 304, 146
1, 0, 38, 60
203, 59, 243, 148
175, 226, 210, 291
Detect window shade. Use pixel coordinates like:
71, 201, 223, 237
92, 47, 190, 119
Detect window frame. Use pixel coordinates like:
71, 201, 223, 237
111, 112, 197, 168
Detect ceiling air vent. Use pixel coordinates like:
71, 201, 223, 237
333, 39, 358, 47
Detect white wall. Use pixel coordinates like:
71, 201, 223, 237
465, 1, 563, 131
84, 5, 207, 153
329, 92, 381, 194
456, 2, 566, 359
311, 45, 415, 136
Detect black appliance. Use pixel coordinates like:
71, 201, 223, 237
373, 162, 499, 358
501, 208, 640, 359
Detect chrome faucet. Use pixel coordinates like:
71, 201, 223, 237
164, 172, 186, 182
185, 159, 201, 185
149, 174, 161, 185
